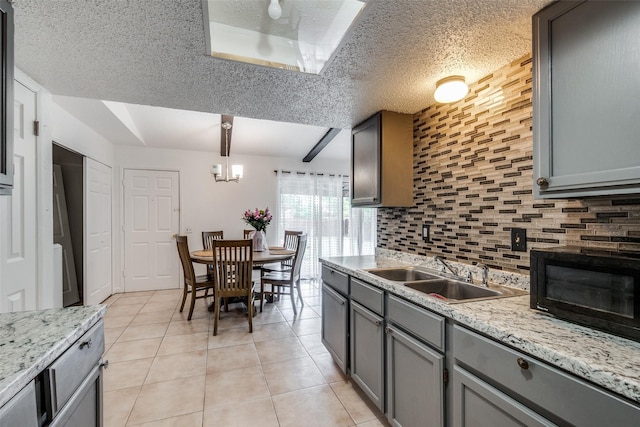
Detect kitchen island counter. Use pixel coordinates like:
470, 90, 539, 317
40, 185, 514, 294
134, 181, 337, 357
321, 253, 640, 404
0, 305, 106, 408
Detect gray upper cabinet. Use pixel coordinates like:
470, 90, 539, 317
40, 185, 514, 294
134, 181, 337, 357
351, 111, 413, 207
533, 1, 640, 198
0, 0, 14, 196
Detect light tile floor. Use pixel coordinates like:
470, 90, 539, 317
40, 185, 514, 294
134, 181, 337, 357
102, 280, 391, 427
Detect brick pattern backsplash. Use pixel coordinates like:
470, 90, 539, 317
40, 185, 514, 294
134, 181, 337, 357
378, 54, 640, 273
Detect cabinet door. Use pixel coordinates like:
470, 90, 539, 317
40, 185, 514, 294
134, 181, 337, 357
321, 283, 348, 374
350, 300, 384, 411
452, 366, 555, 427
386, 325, 444, 427
533, 1, 640, 198
351, 113, 380, 205
0, 381, 38, 427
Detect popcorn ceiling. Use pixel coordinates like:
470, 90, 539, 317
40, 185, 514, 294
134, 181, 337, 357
12, 0, 550, 129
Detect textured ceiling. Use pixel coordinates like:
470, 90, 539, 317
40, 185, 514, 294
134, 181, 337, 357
13, 0, 551, 130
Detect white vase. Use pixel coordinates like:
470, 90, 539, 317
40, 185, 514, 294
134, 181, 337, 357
251, 229, 267, 251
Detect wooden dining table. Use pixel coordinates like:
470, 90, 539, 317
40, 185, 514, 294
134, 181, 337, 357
190, 246, 295, 266
191, 246, 295, 311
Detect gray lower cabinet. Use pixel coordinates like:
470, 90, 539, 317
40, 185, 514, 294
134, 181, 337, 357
453, 325, 640, 427
452, 366, 554, 427
0, 381, 39, 427
350, 300, 385, 411
321, 282, 349, 374
386, 324, 444, 427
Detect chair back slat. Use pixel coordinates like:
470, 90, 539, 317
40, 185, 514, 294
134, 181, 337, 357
290, 234, 308, 280
202, 230, 224, 249
176, 235, 196, 284
282, 230, 303, 267
243, 229, 254, 239
212, 239, 253, 294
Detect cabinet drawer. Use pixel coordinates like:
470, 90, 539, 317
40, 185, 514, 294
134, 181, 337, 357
453, 325, 640, 426
350, 278, 384, 315
47, 321, 104, 415
322, 265, 349, 295
387, 294, 444, 351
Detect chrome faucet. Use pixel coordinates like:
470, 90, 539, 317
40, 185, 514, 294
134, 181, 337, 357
433, 256, 459, 277
476, 263, 490, 287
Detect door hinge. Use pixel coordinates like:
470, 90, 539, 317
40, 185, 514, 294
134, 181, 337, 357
122, 270, 125, 278
33, 120, 40, 136
443, 368, 449, 385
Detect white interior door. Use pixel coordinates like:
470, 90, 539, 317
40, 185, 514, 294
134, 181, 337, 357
0, 81, 37, 312
53, 164, 79, 307
123, 169, 180, 292
84, 158, 112, 305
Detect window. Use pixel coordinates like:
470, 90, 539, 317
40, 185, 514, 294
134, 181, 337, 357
276, 171, 376, 278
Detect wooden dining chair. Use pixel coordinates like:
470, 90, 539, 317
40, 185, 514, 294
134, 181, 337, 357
202, 230, 224, 275
211, 239, 255, 335
260, 234, 307, 315
175, 235, 216, 320
243, 229, 254, 239
261, 230, 303, 273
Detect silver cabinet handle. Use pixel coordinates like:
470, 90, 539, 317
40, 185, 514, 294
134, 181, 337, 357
100, 360, 109, 370
79, 338, 92, 350
536, 177, 549, 187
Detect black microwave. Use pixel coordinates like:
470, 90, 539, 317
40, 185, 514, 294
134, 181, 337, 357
531, 246, 640, 342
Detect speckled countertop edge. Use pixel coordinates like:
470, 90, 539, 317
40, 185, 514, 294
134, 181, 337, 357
321, 254, 640, 404
0, 305, 106, 408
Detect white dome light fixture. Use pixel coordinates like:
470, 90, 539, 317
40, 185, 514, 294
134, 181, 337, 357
268, 0, 282, 20
434, 76, 469, 103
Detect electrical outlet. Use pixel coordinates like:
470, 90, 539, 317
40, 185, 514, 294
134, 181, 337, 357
185, 227, 192, 234
511, 228, 527, 252
422, 224, 431, 242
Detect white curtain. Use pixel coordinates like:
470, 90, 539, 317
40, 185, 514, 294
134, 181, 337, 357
276, 171, 377, 279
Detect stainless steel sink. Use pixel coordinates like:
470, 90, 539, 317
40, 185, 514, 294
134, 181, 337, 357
366, 266, 527, 303
404, 279, 527, 303
366, 267, 441, 282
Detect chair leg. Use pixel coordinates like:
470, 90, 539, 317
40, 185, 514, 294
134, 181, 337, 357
289, 284, 297, 315
213, 294, 219, 336
179, 282, 188, 312
248, 291, 254, 333
297, 279, 304, 307
187, 284, 196, 320
260, 281, 265, 312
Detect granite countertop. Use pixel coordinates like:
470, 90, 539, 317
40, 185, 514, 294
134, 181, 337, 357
321, 254, 640, 404
0, 305, 106, 408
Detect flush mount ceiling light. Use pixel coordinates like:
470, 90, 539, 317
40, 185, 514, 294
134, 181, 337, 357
268, 0, 282, 20
434, 76, 469, 103
211, 121, 243, 183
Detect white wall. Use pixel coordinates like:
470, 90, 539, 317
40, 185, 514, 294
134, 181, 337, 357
51, 103, 115, 167
113, 145, 349, 292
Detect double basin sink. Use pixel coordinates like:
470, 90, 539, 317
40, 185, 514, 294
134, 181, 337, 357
365, 267, 527, 303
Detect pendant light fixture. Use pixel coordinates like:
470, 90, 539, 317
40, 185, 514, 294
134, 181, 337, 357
211, 121, 243, 183
434, 75, 469, 103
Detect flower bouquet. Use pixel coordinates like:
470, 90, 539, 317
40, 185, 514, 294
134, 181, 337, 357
242, 208, 272, 250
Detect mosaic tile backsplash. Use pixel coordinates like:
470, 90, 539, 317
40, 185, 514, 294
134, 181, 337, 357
378, 54, 640, 273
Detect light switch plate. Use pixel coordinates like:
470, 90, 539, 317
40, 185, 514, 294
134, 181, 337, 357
511, 228, 527, 252
422, 224, 431, 242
